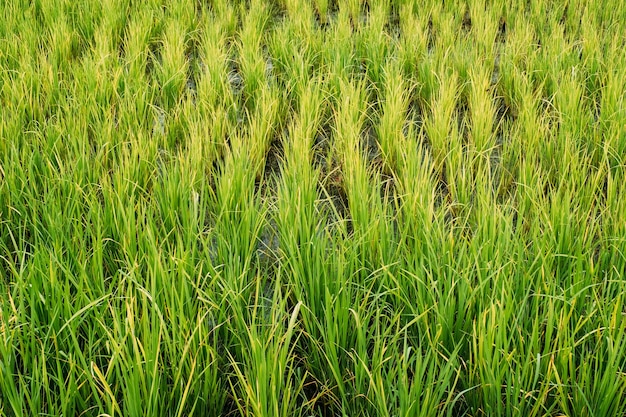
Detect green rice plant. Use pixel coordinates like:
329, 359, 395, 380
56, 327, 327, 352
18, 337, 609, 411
423, 68, 459, 171
467, 0, 501, 63
272, 80, 337, 410
542, 283, 626, 417
599, 168, 626, 276
196, 13, 231, 107
376, 60, 412, 173
237, 0, 271, 112
246, 86, 281, 179
345, 288, 461, 417
228, 281, 305, 417
468, 65, 497, 160
597, 41, 626, 172
95, 0, 131, 57
275, 80, 323, 263
322, 7, 356, 100
465, 297, 556, 416
337, 0, 363, 25
355, 0, 390, 90
429, 5, 459, 59
312, 0, 329, 24
156, 19, 189, 110
332, 79, 371, 235
396, 3, 429, 78
267, 11, 321, 106
1, 1, 626, 416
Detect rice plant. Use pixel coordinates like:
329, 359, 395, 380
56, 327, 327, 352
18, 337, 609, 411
1, 0, 625, 416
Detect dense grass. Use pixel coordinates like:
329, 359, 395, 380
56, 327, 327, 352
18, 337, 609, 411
1, 0, 625, 415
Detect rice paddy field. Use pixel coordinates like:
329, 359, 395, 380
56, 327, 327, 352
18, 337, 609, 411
1, 0, 626, 415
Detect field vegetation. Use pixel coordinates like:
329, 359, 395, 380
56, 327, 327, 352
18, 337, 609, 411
1, 0, 625, 415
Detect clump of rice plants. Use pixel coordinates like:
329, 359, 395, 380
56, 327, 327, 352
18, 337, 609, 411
1, 0, 625, 416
